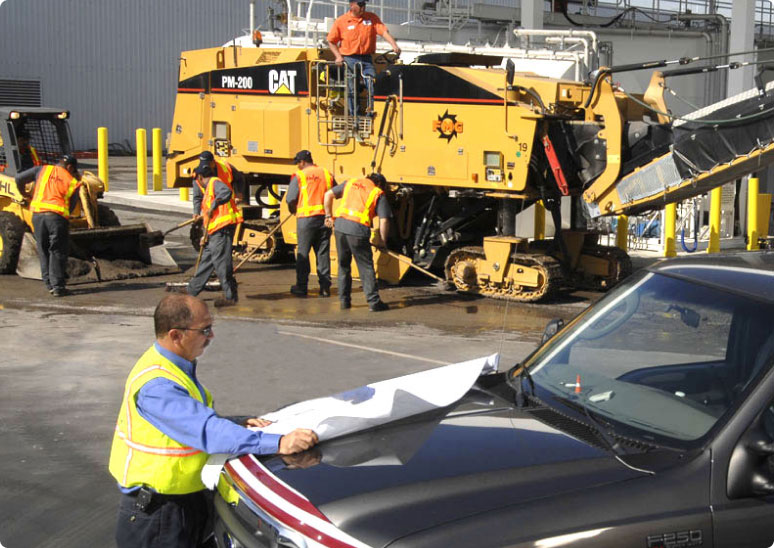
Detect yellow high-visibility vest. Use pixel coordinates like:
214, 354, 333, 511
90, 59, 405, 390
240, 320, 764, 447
109, 345, 213, 494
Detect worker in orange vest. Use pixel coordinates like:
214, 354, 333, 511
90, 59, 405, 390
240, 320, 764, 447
17, 129, 42, 171
285, 150, 336, 297
195, 150, 248, 204
187, 165, 243, 307
323, 172, 391, 311
15, 154, 82, 296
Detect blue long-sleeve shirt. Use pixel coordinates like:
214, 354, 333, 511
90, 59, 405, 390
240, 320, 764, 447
136, 343, 282, 455
118, 343, 281, 493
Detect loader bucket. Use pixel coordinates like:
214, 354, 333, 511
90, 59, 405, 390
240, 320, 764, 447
16, 222, 179, 283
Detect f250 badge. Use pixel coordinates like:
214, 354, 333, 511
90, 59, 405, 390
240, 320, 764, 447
646, 529, 702, 548
432, 110, 463, 142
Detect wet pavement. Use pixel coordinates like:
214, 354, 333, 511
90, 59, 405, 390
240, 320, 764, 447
0, 156, 660, 547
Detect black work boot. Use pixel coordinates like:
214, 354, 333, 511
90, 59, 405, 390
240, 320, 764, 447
290, 285, 308, 297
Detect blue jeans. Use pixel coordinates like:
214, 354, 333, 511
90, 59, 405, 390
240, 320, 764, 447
32, 212, 69, 290
343, 55, 375, 115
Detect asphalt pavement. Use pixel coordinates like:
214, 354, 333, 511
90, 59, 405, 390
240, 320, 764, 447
0, 155, 645, 547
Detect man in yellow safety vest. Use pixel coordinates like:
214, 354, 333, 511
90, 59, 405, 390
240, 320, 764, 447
109, 294, 318, 548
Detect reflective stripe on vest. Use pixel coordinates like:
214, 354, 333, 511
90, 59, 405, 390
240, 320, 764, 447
108, 345, 214, 494
334, 178, 382, 227
296, 166, 333, 218
201, 176, 243, 234
30, 146, 42, 166
215, 159, 234, 187
30, 165, 81, 216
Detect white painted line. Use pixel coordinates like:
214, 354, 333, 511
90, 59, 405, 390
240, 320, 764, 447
276, 330, 446, 365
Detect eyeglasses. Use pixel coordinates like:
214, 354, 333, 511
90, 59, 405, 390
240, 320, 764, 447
173, 325, 213, 337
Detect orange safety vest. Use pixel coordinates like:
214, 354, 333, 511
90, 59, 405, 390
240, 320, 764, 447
30, 146, 42, 166
334, 177, 383, 227
295, 165, 333, 218
201, 176, 243, 234
30, 165, 81, 217
214, 159, 234, 187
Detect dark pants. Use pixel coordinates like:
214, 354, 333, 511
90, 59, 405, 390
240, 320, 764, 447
335, 231, 380, 306
115, 490, 214, 548
32, 212, 69, 290
188, 225, 237, 301
296, 217, 331, 290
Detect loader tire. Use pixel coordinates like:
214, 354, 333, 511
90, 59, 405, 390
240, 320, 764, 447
97, 204, 121, 227
0, 212, 26, 274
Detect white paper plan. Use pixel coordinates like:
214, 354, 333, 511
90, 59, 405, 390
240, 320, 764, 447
201, 353, 499, 489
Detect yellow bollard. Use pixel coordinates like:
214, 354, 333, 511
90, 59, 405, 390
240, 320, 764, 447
534, 200, 546, 240
97, 127, 109, 191
615, 214, 628, 251
136, 128, 147, 196
708, 186, 722, 253
180, 187, 190, 202
152, 128, 163, 191
747, 176, 760, 251
664, 203, 676, 257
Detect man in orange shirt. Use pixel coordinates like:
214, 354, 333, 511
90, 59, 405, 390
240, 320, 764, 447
327, 0, 401, 115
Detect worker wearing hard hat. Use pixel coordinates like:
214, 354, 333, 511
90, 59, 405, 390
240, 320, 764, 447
187, 164, 242, 307
323, 172, 391, 311
110, 294, 318, 548
15, 154, 82, 297
285, 149, 336, 297
327, 0, 401, 115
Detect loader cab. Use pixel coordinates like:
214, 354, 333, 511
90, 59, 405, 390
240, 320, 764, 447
0, 108, 74, 176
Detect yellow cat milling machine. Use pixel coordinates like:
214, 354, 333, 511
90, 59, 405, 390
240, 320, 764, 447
166, 41, 774, 302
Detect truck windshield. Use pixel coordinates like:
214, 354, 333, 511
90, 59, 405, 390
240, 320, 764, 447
524, 270, 774, 447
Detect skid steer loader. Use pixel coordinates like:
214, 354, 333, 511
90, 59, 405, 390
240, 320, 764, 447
0, 107, 177, 283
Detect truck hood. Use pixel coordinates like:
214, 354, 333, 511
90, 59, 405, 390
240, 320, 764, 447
230, 391, 649, 547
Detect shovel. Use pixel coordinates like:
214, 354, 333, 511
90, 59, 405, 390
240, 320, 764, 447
140, 217, 199, 247
373, 244, 457, 291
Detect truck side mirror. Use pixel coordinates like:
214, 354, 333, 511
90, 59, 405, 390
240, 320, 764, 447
728, 409, 774, 498
541, 318, 565, 345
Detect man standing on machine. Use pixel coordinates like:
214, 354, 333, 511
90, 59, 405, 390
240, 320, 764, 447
327, 0, 401, 115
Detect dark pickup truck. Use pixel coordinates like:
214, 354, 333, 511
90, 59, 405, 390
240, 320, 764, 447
214, 251, 774, 548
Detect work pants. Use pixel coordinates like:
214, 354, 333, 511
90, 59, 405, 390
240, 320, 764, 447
32, 212, 69, 290
115, 490, 214, 548
335, 230, 380, 306
295, 216, 331, 290
343, 55, 375, 115
188, 224, 238, 301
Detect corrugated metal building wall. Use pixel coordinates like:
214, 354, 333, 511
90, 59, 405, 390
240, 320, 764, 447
0, 0, 250, 150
